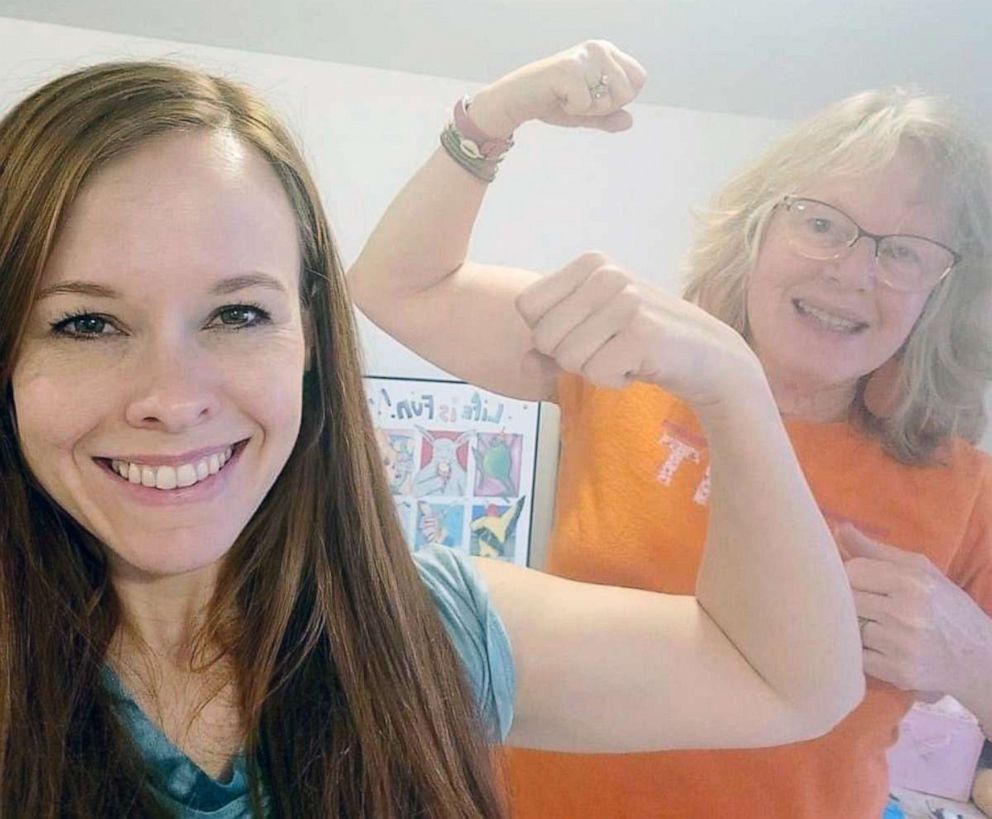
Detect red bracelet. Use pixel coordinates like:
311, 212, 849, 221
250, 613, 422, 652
452, 96, 514, 159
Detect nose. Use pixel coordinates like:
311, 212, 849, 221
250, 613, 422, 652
824, 235, 879, 291
124, 336, 220, 433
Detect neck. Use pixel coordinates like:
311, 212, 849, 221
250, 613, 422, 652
109, 560, 221, 668
766, 373, 858, 423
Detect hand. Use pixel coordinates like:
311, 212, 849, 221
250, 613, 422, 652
467, 40, 647, 138
516, 252, 761, 406
839, 523, 989, 696
418, 502, 443, 545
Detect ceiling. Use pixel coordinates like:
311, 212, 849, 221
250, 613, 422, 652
0, 0, 989, 130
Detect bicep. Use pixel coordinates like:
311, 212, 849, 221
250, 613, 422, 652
351, 261, 558, 402
473, 558, 824, 753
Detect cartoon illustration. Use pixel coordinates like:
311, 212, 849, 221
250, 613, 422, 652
470, 496, 525, 560
363, 377, 541, 566
375, 428, 416, 495
412, 429, 471, 497
415, 501, 465, 549
391, 497, 415, 544
473, 432, 522, 497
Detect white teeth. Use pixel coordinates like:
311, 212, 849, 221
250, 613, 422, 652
155, 466, 178, 490
176, 464, 198, 488
109, 445, 238, 491
796, 300, 862, 332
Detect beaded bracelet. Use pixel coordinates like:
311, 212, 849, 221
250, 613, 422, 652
439, 96, 515, 183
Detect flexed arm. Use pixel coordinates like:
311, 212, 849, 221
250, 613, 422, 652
474, 256, 865, 751
347, 41, 646, 400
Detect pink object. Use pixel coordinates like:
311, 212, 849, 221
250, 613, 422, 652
453, 97, 514, 158
887, 702, 985, 802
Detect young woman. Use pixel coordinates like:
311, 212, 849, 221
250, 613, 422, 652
1, 57, 862, 817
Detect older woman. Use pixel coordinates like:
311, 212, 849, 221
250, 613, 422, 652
349, 41, 992, 818
0, 59, 864, 817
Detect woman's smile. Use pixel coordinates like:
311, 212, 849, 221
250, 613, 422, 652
93, 438, 251, 505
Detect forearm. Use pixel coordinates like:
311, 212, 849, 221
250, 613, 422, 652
346, 77, 552, 309
694, 377, 864, 731
347, 141, 489, 310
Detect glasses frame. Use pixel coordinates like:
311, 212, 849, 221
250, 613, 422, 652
778, 195, 962, 293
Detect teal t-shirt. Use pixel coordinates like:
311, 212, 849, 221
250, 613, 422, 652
100, 546, 516, 818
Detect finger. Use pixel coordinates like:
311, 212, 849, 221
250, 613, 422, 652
555, 59, 596, 117
537, 275, 636, 370
836, 523, 923, 569
595, 47, 638, 109
531, 264, 629, 357
597, 109, 634, 132
852, 589, 891, 622
612, 49, 648, 96
584, 70, 614, 115
583, 51, 626, 114
580, 332, 643, 390
859, 617, 880, 653
516, 252, 612, 328
858, 613, 904, 656
545, 109, 633, 132
845, 556, 902, 595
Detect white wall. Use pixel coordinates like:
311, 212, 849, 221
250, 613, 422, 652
1, 17, 988, 452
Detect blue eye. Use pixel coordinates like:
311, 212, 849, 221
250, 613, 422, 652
49, 303, 272, 340
50, 313, 117, 339
212, 303, 271, 328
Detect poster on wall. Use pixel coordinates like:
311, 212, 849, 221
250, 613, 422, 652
363, 375, 543, 567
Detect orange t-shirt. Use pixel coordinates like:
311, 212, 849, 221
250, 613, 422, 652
506, 377, 992, 819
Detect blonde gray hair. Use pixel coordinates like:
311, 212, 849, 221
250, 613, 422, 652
684, 88, 992, 463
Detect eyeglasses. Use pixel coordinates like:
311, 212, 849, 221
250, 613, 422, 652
776, 196, 961, 293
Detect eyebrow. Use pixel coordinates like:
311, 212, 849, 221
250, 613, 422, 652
36, 272, 289, 301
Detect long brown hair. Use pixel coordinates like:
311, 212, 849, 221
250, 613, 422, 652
0, 62, 505, 817
683, 88, 992, 463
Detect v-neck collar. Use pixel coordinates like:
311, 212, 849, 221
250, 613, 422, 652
100, 664, 258, 815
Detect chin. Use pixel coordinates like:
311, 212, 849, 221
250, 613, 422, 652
107, 535, 235, 580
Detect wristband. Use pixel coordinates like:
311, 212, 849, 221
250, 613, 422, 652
439, 96, 515, 182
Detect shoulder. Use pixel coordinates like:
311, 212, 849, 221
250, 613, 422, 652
412, 544, 490, 614
935, 438, 991, 496
412, 547, 516, 741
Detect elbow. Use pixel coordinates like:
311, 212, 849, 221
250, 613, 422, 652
792, 673, 866, 742
344, 261, 373, 311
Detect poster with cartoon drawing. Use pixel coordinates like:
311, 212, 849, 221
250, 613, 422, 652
364, 376, 541, 567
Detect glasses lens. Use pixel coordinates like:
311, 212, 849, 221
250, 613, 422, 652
783, 199, 856, 259
876, 236, 954, 292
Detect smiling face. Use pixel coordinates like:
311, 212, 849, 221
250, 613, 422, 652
10, 130, 307, 581
746, 145, 951, 415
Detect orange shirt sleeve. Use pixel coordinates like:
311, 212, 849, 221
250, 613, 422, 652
947, 456, 992, 615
